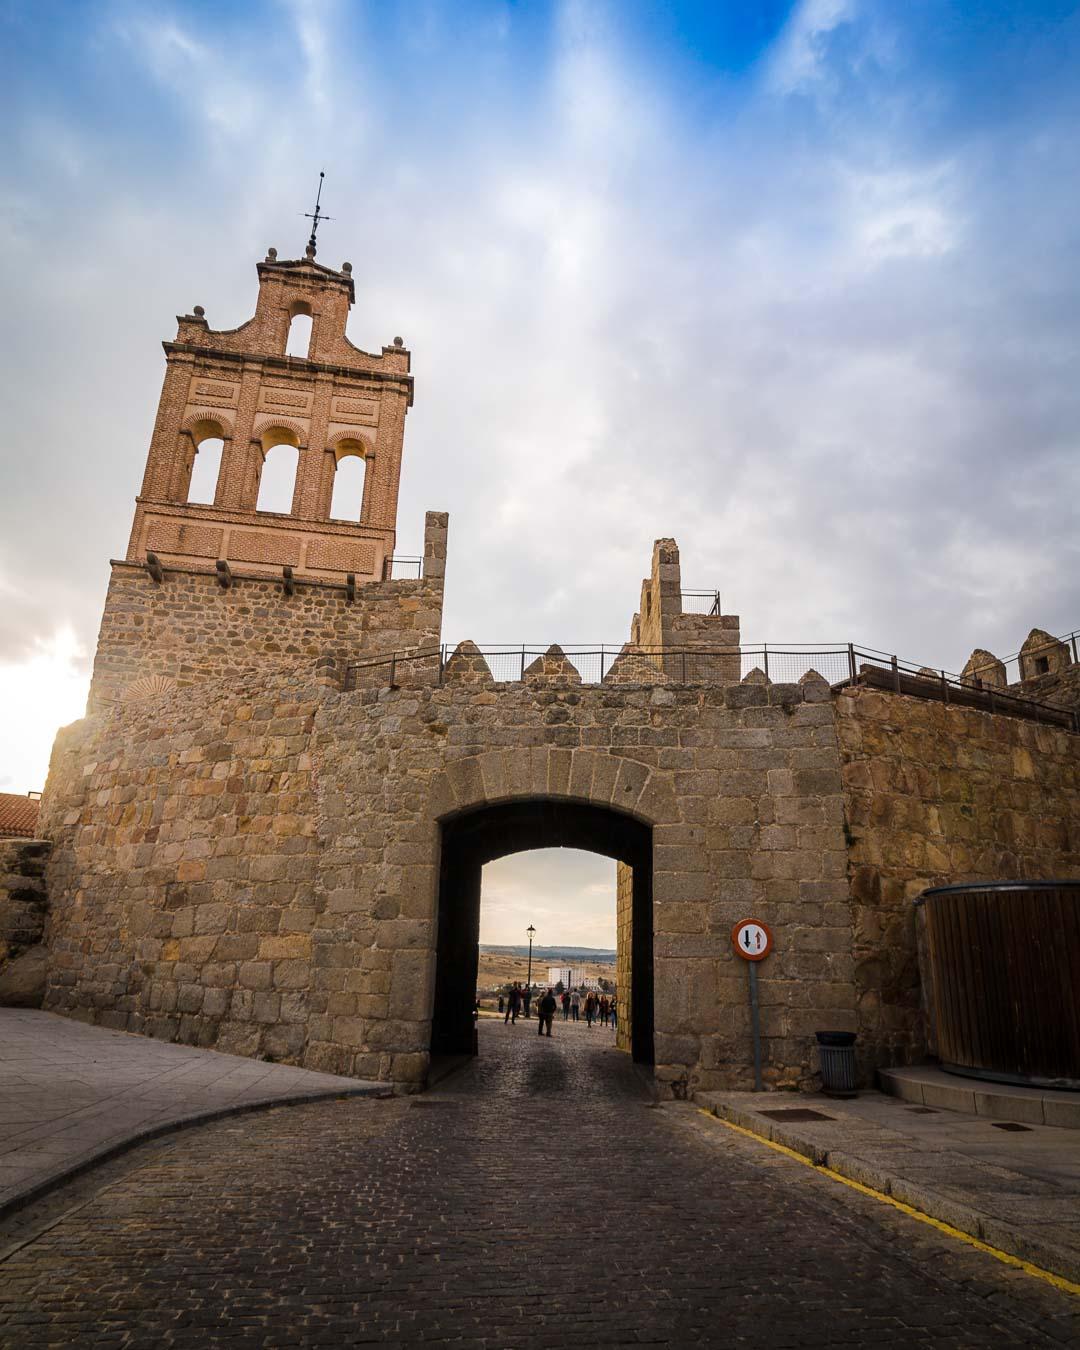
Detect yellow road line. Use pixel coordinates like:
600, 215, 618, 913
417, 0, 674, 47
696, 1109, 1080, 1298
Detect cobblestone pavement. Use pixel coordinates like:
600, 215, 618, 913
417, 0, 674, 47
0, 1019, 1077, 1348
0, 1009, 383, 1214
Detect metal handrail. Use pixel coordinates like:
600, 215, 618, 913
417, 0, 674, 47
341, 641, 1079, 732
381, 555, 423, 580
680, 590, 723, 616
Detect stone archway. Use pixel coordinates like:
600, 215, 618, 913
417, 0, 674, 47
431, 798, 654, 1066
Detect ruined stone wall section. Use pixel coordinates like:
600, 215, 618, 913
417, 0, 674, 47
615, 860, 632, 1052
0, 839, 50, 960
630, 539, 741, 682
0, 839, 51, 1007
1012, 661, 1080, 713
837, 685, 1080, 1075
41, 671, 854, 1095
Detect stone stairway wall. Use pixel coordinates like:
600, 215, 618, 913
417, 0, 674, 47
0, 838, 51, 1007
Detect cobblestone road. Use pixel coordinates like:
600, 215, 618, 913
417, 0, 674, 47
1, 1018, 1077, 1347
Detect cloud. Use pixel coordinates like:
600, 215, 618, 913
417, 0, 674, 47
1, 0, 1079, 808
481, 850, 616, 948
765, 0, 856, 94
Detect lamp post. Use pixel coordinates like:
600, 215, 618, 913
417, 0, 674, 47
526, 924, 536, 1006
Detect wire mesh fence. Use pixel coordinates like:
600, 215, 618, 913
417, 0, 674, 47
381, 555, 423, 580
679, 591, 723, 615
347, 646, 743, 686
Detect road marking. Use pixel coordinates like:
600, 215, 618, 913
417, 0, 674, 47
696, 1109, 1080, 1299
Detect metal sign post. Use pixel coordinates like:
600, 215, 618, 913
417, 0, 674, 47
731, 919, 774, 1092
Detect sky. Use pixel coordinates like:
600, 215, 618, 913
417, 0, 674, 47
2, 0, 1080, 944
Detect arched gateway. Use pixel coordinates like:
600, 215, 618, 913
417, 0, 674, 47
433, 799, 653, 1064
28, 243, 1079, 1105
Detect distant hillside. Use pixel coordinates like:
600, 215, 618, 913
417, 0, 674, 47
480, 944, 616, 963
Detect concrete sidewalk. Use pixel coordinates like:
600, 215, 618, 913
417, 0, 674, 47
696, 1085, 1080, 1285
0, 1009, 389, 1215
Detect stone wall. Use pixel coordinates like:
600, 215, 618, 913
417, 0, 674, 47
41, 663, 854, 1095
615, 860, 632, 1052
0, 838, 51, 1007
41, 686, 323, 1055
837, 684, 1080, 1073
87, 512, 446, 710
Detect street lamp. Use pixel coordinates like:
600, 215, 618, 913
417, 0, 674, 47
526, 924, 536, 999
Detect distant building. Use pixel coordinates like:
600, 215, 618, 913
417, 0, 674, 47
547, 966, 607, 991
547, 966, 584, 988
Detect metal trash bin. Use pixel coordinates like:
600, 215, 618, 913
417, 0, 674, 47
816, 1030, 857, 1097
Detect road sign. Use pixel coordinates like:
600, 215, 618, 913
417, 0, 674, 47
731, 918, 773, 1091
731, 918, 773, 962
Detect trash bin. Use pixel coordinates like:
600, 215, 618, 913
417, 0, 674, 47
816, 1030, 857, 1097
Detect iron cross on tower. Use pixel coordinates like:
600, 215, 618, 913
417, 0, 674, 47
303, 171, 333, 257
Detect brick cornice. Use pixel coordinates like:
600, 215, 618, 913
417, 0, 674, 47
162, 343, 414, 407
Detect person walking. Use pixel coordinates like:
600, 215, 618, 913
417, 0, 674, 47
504, 982, 521, 1025
537, 987, 557, 1037
585, 992, 595, 1028
523, 985, 533, 1020
561, 990, 570, 1021
599, 995, 609, 1026
570, 990, 580, 1022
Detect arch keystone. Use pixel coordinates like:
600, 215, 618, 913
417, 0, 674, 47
568, 748, 601, 802
546, 748, 573, 797
478, 750, 513, 803
590, 753, 621, 805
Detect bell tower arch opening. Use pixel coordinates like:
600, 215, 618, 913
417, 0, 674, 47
432, 799, 654, 1067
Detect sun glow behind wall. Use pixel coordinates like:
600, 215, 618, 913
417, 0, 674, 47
0, 627, 89, 793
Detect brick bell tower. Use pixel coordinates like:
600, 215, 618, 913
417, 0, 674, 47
127, 237, 412, 581
85, 221, 447, 710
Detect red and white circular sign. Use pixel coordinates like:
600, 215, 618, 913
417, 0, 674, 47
731, 918, 773, 962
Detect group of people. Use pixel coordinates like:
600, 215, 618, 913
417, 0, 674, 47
558, 987, 616, 1028
500, 982, 616, 1038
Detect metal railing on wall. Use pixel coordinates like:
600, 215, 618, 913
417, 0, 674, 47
342, 642, 1079, 732
381, 556, 423, 580
679, 591, 723, 615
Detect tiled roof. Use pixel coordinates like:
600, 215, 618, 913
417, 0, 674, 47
0, 793, 41, 839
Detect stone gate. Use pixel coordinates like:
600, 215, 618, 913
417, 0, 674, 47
22, 245, 1080, 1095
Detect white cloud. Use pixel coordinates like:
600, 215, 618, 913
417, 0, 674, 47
2, 0, 1079, 797
846, 164, 960, 262
481, 850, 616, 948
766, 0, 857, 95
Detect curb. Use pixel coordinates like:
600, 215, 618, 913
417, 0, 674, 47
0, 1082, 391, 1223
694, 1094, 1080, 1288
